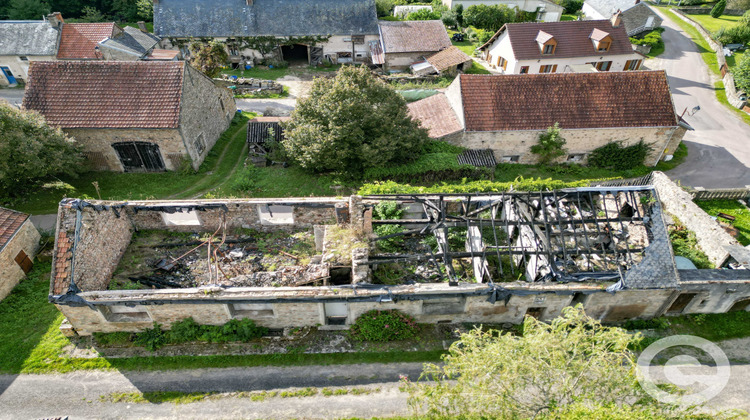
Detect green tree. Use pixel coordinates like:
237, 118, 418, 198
463, 4, 515, 31
441, 9, 458, 28
406, 8, 441, 20
111, 0, 139, 22
711, 0, 726, 18
530, 123, 566, 165
77, 6, 106, 22
403, 305, 691, 419
734, 54, 750, 93
188, 40, 228, 78
0, 102, 84, 199
282, 66, 429, 176
454, 4, 464, 27
136, 0, 153, 20
8, 0, 50, 20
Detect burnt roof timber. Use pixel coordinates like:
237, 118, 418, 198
371, 216, 648, 225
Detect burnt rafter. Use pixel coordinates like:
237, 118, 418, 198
365, 186, 663, 285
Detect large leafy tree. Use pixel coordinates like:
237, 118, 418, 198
282, 66, 429, 176
0, 102, 84, 198
136, 0, 153, 20
735, 54, 750, 93
8, 0, 50, 19
403, 305, 694, 419
188, 40, 229, 78
463, 4, 515, 31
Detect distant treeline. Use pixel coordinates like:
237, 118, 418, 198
0, 0, 151, 22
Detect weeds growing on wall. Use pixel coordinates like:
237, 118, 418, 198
373, 201, 406, 253
668, 221, 714, 269
587, 141, 651, 171
349, 310, 419, 342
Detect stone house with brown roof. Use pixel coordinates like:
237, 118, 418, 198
0, 13, 62, 86
478, 17, 645, 74
408, 71, 691, 165
22, 61, 236, 172
0, 207, 40, 300
371, 20, 453, 71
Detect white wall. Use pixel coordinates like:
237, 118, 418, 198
443, 0, 563, 20
0, 55, 56, 85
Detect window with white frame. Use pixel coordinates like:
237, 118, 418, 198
229, 303, 275, 319
99, 305, 152, 322
258, 204, 294, 225
162, 210, 202, 226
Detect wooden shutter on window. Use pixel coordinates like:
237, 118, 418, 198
551, 64, 557, 73
14, 250, 32, 274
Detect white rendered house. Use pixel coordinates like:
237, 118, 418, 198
441, 0, 563, 22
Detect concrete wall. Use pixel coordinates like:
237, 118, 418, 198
99, 45, 142, 61
445, 126, 681, 166
385, 51, 439, 70
64, 128, 185, 171
178, 64, 236, 170
0, 220, 40, 300
0, 55, 56, 85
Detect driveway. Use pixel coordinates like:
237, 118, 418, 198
647, 8, 750, 188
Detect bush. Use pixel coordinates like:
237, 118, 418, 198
587, 141, 651, 170
126, 317, 269, 351
358, 177, 610, 195
562, 0, 583, 13
441, 9, 458, 27
714, 24, 750, 45
710, 0, 726, 18
349, 309, 419, 342
406, 8, 441, 20
530, 123, 566, 165
373, 201, 404, 220
736, 54, 750, 93
463, 4, 515, 31
363, 153, 493, 183
629, 28, 663, 48
669, 222, 713, 269
133, 322, 168, 351
373, 201, 406, 252
231, 166, 260, 192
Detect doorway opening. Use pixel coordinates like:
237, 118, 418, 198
281, 44, 309, 65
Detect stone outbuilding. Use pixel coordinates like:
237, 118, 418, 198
582, 0, 662, 36
0, 13, 62, 86
371, 20, 453, 71
408, 71, 691, 165
0, 207, 40, 300
22, 61, 236, 172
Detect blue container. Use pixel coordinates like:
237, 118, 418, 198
245, 65, 252, 70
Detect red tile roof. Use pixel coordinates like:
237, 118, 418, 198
57, 23, 117, 59
481, 20, 633, 60
23, 61, 185, 129
147, 49, 180, 60
52, 230, 72, 295
458, 71, 678, 132
426, 46, 472, 72
408, 93, 463, 138
0, 207, 29, 252
379, 20, 452, 53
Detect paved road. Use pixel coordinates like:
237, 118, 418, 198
236, 98, 296, 116
649, 8, 750, 188
0, 363, 423, 419
0, 88, 24, 107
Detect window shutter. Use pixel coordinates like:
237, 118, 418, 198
552, 64, 557, 73
14, 250, 32, 274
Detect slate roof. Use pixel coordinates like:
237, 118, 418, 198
98, 26, 160, 58
379, 20, 452, 53
57, 23, 116, 59
621, 3, 662, 35
154, 0, 378, 37
0, 21, 60, 56
0, 207, 29, 252
457, 71, 678, 131
247, 117, 291, 143
407, 93, 462, 138
426, 46, 472, 72
480, 20, 633, 59
585, 0, 642, 17
23, 61, 185, 129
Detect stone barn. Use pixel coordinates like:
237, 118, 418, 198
0, 207, 40, 300
22, 61, 236, 172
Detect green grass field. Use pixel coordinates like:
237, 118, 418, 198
686, 13, 743, 34
695, 199, 750, 245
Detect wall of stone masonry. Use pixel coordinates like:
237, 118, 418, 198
65, 128, 185, 171
651, 171, 739, 267
179, 64, 237, 170
0, 220, 40, 300
54, 204, 134, 293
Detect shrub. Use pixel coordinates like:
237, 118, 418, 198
133, 322, 168, 351
374, 224, 406, 252
231, 166, 259, 192
714, 24, 750, 45
349, 309, 419, 342
406, 8, 441, 20
373, 201, 404, 220
710, 0, 726, 18
530, 123, 566, 165
735, 54, 750, 93
129, 318, 269, 351
441, 9, 458, 27
363, 153, 493, 183
629, 28, 663, 48
741, 9, 750, 25
669, 222, 713, 269
587, 141, 651, 170
463, 4, 515, 31
357, 177, 612, 195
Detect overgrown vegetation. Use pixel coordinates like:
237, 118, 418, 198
630, 28, 665, 57
734, 54, 750, 93
668, 220, 714, 269
695, 199, 750, 245
530, 123, 566, 165
624, 310, 750, 344
349, 310, 419, 342
587, 141, 651, 170
358, 177, 610, 195
188, 40, 229, 78
373, 201, 405, 253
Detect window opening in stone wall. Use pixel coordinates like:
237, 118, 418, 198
194, 134, 206, 155
422, 297, 466, 315
162, 210, 201, 226
728, 298, 750, 312
525, 307, 545, 319
666, 293, 697, 314
258, 205, 294, 225
502, 155, 520, 163
324, 302, 348, 325
229, 303, 275, 318
567, 154, 586, 162
569, 292, 588, 307
100, 305, 152, 322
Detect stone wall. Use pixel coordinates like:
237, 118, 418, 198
0, 220, 40, 300
99, 45, 141, 61
651, 171, 739, 267
675, 7, 745, 16
448, 126, 682, 166
65, 128, 185, 171
179, 64, 237, 170
385, 52, 438, 70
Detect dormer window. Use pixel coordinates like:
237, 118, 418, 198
535, 30, 556, 55
589, 28, 612, 53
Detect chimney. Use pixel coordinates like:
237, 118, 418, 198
137, 21, 147, 32
635, 0, 640, 3
46, 12, 63, 28
611, 10, 622, 27
246, 0, 254, 5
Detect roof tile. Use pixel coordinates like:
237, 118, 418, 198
425, 46, 472, 72
379, 20, 452, 53
407, 93, 463, 138
57, 23, 116, 59
0, 207, 29, 252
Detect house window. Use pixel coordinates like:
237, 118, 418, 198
229, 303, 275, 319
100, 305, 152, 322
624, 59, 642, 71
324, 302, 348, 325
543, 44, 555, 54
666, 293, 697, 314
422, 297, 466, 315
502, 155, 520, 163
194, 134, 206, 155
19, 56, 28, 61
539, 64, 557, 73
567, 154, 586, 162
162, 210, 202, 226
597, 41, 611, 52
14, 250, 32, 274
595, 61, 611, 71
258, 204, 294, 225
520, 66, 529, 74
497, 56, 508, 71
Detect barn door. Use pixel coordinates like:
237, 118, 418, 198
113, 142, 165, 172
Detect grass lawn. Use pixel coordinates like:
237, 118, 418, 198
726, 50, 745, 69
220, 64, 341, 81
686, 13, 743, 34
561, 14, 577, 21
123, 22, 155, 33
695, 199, 750, 245
7, 112, 254, 215
626, 310, 750, 351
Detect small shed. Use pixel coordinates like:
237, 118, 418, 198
425, 46, 473, 75
247, 116, 291, 165
0, 207, 40, 300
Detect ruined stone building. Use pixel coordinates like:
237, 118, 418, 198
408, 71, 691, 165
153, 0, 380, 66
49, 172, 750, 336
1, 207, 40, 300
22, 60, 236, 172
